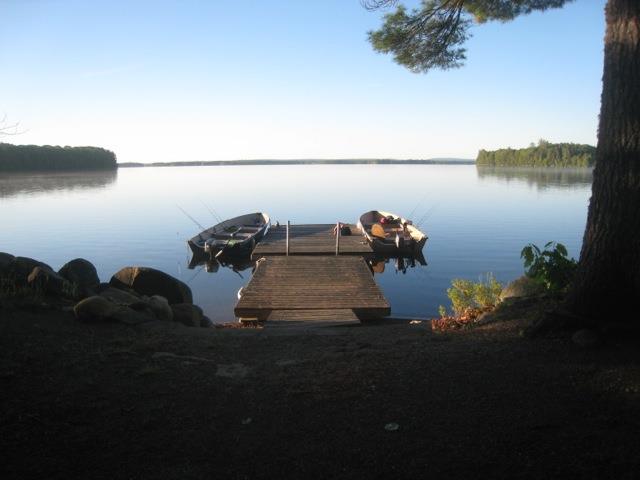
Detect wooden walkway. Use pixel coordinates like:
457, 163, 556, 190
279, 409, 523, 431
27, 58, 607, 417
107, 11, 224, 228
251, 224, 372, 259
234, 256, 390, 322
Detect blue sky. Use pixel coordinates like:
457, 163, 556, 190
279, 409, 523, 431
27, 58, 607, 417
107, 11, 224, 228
1, 0, 606, 163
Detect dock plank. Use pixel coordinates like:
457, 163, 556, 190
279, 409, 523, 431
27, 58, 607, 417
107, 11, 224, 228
261, 309, 361, 328
234, 256, 390, 321
252, 224, 372, 259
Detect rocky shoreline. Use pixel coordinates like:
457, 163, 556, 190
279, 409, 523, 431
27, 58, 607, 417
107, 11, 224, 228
0, 253, 212, 328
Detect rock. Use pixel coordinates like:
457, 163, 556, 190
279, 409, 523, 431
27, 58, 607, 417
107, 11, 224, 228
74, 296, 119, 322
95, 282, 112, 293
99, 286, 142, 306
171, 303, 203, 327
27, 266, 75, 297
109, 306, 156, 325
500, 275, 545, 301
58, 259, 100, 296
147, 295, 173, 322
572, 329, 600, 349
110, 267, 192, 304
200, 315, 214, 328
0, 252, 15, 275
101, 290, 171, 321
475, 311, 495, 325
74, 295, 156, 325
5, 257, 53, 284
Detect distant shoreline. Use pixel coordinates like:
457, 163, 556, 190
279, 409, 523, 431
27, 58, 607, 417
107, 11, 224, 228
118, 159, 476, 168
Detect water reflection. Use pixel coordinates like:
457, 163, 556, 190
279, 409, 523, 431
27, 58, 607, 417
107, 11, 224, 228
0, 170, 117, 198
188, 254, 255, 277
369, 252, 427, 275
476, 166, 592, 190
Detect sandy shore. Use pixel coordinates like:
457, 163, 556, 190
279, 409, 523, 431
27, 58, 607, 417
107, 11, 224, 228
1, 306, 639, 479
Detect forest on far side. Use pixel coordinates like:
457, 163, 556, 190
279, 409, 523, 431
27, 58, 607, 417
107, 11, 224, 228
0, 143, 117, 172
476, 140, 595, 167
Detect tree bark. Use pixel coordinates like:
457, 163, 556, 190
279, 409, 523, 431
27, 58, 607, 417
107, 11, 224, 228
564, 0, 640, 325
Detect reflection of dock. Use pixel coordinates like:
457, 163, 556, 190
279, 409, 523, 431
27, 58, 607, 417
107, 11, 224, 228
235, 253, 390, 323
251, 224, 372, 259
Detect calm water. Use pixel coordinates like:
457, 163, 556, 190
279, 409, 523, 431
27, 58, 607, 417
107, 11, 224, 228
0, 165, 592, 322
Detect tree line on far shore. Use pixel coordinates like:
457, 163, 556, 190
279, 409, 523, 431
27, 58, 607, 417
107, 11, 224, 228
0, 143, 117, 172
476, 140, 595, 168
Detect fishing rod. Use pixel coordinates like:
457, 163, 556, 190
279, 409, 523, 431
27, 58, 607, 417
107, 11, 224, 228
176, 204, 207, 231
198, 198, 223, 224
407, 192, 431, 220
415, 203, 439, 229
186, 265, 205, 285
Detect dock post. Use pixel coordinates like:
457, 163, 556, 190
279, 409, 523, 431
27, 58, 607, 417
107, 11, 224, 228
286, 221, 290, 256
335, 221, 340, 255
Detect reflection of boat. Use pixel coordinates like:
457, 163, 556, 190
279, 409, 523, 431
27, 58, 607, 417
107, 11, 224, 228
187, 212, 270, 257
357, 210, 427, 255
188, 255, 255, 274
369, 251, 427, 275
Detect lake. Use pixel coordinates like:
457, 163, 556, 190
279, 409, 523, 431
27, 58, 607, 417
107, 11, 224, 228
0, 165, 592, 322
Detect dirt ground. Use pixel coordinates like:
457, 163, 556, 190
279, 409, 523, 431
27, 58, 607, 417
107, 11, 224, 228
1, 306, 639, 479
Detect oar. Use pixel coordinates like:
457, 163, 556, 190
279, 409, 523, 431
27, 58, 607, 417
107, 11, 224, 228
214, 242, 230, 259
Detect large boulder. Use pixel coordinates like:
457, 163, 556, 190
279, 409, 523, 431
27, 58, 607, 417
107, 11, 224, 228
58, 258, 100, 296
110, 267, 192, 305
74, 296, 119, 323
74, 295, 156, 325
147, 295, 173, 322
99, 286, 142, 306
109, 306, 156, 325
0, 252, 15, 276
99, 289, 172, 322
200, 315, 214, 328
5, 257, 53, 284
171, 303, 203, 327
27, 266, 75, 297
499, 275, 545, 301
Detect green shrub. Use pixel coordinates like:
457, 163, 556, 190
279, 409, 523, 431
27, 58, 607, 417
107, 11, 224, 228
444, 273, 502, 316
520, 242, 577, 293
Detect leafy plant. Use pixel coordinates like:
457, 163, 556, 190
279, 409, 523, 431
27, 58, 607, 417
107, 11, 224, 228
520, 242, 577, 293
444, 273, 502, 317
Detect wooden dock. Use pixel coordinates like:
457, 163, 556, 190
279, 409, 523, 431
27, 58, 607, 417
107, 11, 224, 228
251, 223, 372, 259
234, 256, 390, 322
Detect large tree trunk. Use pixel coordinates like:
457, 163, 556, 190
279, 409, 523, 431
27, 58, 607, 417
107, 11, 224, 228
564, 0, 640, 326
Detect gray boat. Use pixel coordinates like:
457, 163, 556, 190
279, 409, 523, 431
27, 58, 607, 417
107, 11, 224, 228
188, 212, 270, 257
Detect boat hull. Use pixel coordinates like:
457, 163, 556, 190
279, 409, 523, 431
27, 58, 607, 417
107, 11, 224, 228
187, 212, 270, 258
357, 210, 427, 255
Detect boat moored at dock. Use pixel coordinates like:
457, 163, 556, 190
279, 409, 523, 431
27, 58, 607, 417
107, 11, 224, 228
357, 210, 427, 255
188, 212, 270, 258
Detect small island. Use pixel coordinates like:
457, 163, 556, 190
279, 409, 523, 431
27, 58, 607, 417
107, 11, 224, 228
0, 143, 117, 172
476, 140, 595, 168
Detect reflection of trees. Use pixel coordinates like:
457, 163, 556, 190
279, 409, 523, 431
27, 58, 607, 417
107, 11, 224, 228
0, 170, 117, 198
476, 167, 593, 191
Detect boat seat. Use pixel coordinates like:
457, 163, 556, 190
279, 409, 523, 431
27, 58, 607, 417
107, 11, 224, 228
237, 226, 261, 233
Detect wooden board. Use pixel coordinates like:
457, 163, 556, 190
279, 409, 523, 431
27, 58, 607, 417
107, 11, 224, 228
251, 224, 372, 259
263, 309, 361, 328
234, 256, 390, 321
